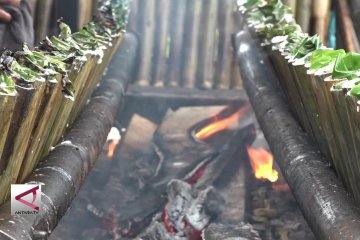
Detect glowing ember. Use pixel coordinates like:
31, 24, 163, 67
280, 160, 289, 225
246, 146, 279, 183
195, 104, 251, 141
106, 127, 121, 158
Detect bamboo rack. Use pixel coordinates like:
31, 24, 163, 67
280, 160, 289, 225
0, 1, 129, 204
238, 0, 360, 203
127, 0, 243, 90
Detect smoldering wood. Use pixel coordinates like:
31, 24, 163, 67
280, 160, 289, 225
0, 34, 137, 240
203, 223, 261, 240
235, 26, 360, 240
114, 106, 223, 233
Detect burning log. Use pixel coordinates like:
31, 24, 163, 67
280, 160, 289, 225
0, 32, 137, 239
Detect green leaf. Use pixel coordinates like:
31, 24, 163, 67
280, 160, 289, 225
333, 52, 360, 80
350, 84, 360, 97
310, 49, 346, 71
292, 35, 322, 58
0, 72, 16, 95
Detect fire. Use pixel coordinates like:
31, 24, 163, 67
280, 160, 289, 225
246, 146, 279, 183
106, 127, 121, 158
195, 104, 251, 141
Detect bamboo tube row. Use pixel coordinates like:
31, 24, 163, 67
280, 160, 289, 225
128, 0, 243, 90
239, 0, 360, 202
0, 1, 129, 204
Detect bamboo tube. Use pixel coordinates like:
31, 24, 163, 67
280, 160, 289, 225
69, 36, 125, 124
79, 0, 93, 29
182, 0, 203, 88
295, 0, 311, 33
307, 75, 352, 188
28, 0, 38, 16
331, 88, 360, 200
167, 0, 187, 87
344, 94, 360, 198
41, 56, 99, 156
335, 0, 360, 52
269, 49, 315, 139
310, 76, 351, 188
34, 0, 54, 43
312, 0, 331, 43
290, 62, 332, 160
198, 0, 217, 89
232, 8, 245, 89
0, 95, 16, 161
18, 79, 63, 182
0, 83, 46, 204
283, 0, 297, 14
127, 0, 139, 32
215, 0, 234, 89
152, 0, 171, 87
136, 0, 156, 86
231, 59, 243, 89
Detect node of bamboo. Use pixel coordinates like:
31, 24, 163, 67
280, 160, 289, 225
182, 0, 203, 88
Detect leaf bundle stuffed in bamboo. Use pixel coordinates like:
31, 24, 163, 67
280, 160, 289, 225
0, 0, 130, 204
238, 0, 360, 202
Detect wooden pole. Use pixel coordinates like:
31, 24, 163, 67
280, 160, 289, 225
198, 0, 217, 89
182, 0, 202, 88
295, 0, 311, 33
335, 0, 360, 52
312, 0, 331, 43
78, 0, 93, 28
136, 0, 156, 86
127, 0, 140, 32
167, 0, 187, 87
152, 0, 171, 87
215, 0, 234, 89
34, 0, 54, 42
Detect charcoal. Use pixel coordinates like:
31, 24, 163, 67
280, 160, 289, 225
203, 223, 261, 240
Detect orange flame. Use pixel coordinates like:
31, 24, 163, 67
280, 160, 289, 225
246, 146, 279, 183
106, 127, 121, 158
195, 104, 251, 141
